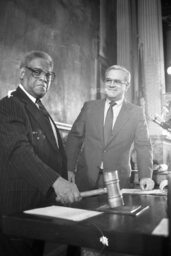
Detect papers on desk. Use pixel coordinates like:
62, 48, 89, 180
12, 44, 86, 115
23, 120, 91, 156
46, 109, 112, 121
24, 205, 103, 222
152, 218, 169, 237
121, 188, 167, 196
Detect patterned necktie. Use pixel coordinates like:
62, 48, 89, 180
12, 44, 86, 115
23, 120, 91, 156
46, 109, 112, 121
36, 98, 59, 147
36, 99, 49, 118
104, 101, 116, 145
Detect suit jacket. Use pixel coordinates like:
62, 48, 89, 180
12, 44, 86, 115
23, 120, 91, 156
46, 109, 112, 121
0, 87, 67, 215
66, 99, 153, 191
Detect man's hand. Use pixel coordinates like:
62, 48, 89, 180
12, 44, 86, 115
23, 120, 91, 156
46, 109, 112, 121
140, 178, 155, 190
68, 171, 75, 183
52, 177, 81, 205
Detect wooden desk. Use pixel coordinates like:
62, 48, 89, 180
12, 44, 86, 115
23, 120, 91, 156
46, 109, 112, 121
2, 194, 169, 256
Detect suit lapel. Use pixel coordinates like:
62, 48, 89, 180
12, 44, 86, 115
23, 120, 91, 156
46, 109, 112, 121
96, 99, 106, 144
13, 87, 59, 151
27, 103, 59, 151
113, 101, 129, 135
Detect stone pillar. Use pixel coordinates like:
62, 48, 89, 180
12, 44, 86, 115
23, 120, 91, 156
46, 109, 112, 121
137, 0, 167, 163
137, 0, 165, 134
116, 0, 132, 101
117, 0, 166, 163
117, 0, 165, 129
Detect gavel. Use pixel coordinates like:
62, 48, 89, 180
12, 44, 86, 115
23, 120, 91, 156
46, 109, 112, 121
80, 170, 124, 208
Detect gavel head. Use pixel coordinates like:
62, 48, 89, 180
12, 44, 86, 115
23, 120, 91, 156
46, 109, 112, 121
103, 170, 124, 208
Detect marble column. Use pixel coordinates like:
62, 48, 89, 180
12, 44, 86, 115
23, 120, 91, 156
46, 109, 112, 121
116, 0, 132, 101
117, 0, 167, 163
137, 0, 167, 163
137, 0, 165, 134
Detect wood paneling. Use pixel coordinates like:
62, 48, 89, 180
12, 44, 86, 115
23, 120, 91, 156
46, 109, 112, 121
0, 0, 99, 124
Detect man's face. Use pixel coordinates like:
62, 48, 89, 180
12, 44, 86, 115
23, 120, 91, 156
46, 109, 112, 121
20, 58, 53, 99
104, 69, 128, 101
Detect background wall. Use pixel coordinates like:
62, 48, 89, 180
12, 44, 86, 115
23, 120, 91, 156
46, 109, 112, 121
0, 0, 100, 124
0, 0, 166, 164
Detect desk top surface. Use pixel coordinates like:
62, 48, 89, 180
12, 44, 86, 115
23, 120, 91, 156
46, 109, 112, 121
2, 194, 169, 255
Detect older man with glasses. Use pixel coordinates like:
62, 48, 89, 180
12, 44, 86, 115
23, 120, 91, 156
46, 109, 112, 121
66, 65, 154, 193
0, 50, 81, 256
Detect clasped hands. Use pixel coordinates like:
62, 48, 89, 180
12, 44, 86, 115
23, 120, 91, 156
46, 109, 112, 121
52, 174, 81, 205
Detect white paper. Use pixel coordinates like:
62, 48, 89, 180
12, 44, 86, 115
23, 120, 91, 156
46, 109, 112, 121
24, 205, 102, 221
152, 218, 169, 236
121, 188, 167, 196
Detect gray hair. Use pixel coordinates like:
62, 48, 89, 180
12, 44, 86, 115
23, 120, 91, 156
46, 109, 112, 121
20, 50, 54, 69
105, 65, 131, 85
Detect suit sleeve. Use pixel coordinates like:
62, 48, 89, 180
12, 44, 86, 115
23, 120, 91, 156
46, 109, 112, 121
66, 102, 88, 172
134, 107, 153, 180
0, 98, 59, 195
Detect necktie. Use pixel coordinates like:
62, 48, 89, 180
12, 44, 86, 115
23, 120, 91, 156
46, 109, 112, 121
36, 99, 59, 147
104, 101, 116, 145
36, 99, 50, 118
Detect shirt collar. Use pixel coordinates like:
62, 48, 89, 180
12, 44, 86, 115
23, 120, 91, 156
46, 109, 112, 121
106, 97, 124, 106
19, 84, 37, 104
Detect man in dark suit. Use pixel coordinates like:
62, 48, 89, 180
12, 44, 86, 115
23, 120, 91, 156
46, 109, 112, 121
0, 50, 80, 255
66, 65, 154, 191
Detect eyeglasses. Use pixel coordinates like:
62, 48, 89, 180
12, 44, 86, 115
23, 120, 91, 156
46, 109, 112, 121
25, 66, 55, 81
105, 79, 127, 87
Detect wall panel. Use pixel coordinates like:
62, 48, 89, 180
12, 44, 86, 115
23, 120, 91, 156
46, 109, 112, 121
0, 0, 99, 124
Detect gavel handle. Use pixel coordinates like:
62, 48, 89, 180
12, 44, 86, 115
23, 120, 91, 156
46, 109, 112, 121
80, 187, 107, 198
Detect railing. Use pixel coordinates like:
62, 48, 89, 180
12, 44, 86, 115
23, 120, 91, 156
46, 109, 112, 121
55, 121, 72, 142
55, 121, 72, 132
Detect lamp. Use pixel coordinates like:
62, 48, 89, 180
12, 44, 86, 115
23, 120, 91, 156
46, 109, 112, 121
167, 66, 171, 75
